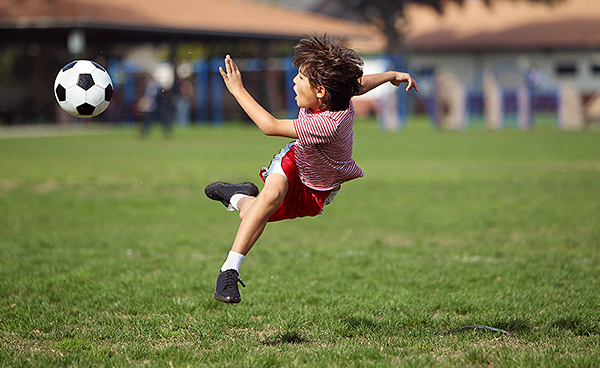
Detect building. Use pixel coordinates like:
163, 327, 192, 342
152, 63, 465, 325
405, 0, 600, 94
404, 0, 600, 127
0, 0, 382, 124
260, 0, 600, 127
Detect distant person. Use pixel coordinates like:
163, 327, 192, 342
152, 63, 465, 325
205, 34, 418, 303
139, 75, 172, 137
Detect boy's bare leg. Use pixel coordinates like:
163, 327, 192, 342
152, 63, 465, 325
212, 174, 288, 303
231, 173, 289, 255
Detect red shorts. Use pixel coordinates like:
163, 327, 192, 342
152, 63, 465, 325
260, 144, 335, 222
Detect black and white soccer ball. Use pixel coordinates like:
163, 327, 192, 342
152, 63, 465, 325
54, 60, 113, 118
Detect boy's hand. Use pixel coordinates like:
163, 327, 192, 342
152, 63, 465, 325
391, 72, 419, 92
219, 55, 244, 95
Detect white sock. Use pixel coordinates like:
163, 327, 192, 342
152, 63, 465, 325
229, 194, 248, 211
221, 251, 245, 273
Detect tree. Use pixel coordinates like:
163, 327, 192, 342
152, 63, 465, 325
342, 0, 562, 56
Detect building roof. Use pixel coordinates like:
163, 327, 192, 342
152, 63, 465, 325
4, 0, 595, 55
0, 0, 384, 52
404, 0, 600, 53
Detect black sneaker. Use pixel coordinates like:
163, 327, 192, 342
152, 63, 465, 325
214, 269, 246, 303
205, 181, 259, 210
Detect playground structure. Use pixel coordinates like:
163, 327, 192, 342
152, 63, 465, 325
413, 61, 588, 131
104, 57, 591, 131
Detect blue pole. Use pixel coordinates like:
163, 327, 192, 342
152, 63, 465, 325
284, 57, 297, 119
194, 59, 209, 124
122, 61, 137, 126
106, 58, 121, 91
105, 58, 121, 124
393, 54, 408, 129
378, 54, 408, 130
210, 58, 224, 127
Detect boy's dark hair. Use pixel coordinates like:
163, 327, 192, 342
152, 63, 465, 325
292, 34, 364, 111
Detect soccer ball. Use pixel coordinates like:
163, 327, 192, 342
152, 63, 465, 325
54, 60, 113, 118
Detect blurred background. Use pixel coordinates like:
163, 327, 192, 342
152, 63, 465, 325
1, 0, 599, 130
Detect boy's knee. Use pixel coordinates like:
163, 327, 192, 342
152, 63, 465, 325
258, 186, 286, 208
238, 186, 285, 221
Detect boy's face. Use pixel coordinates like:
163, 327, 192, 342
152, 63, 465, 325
293, 69, 325, 111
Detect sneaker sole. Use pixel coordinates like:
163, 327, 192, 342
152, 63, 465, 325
204, 181, 229, 203
214, 293, 241, 303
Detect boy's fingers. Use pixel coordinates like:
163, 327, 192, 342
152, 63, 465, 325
405, 79, 418, 92
229, 59, 238, 74
225, 57, 232, 75
224, 55, 240, 77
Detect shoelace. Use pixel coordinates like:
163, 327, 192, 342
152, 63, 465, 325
223, 271, 246, 289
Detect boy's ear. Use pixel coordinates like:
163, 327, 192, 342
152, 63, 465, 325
315, 85, 326, 99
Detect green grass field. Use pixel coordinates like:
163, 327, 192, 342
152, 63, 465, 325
1, 120, 599, 367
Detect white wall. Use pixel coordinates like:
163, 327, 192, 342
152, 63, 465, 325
410, 49, 600, 95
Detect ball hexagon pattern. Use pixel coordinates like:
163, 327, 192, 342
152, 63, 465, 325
54, 60, 113, 118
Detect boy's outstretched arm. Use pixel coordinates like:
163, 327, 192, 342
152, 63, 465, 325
220, 55, 297, 139
356, 71, 418, 96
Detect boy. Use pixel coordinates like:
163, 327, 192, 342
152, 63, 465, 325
206, 35, 418, 303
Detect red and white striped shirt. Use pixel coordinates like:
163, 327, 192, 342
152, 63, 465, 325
293, 101, 363, 191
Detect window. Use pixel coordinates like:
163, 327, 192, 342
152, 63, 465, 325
555, 63, 577, 77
